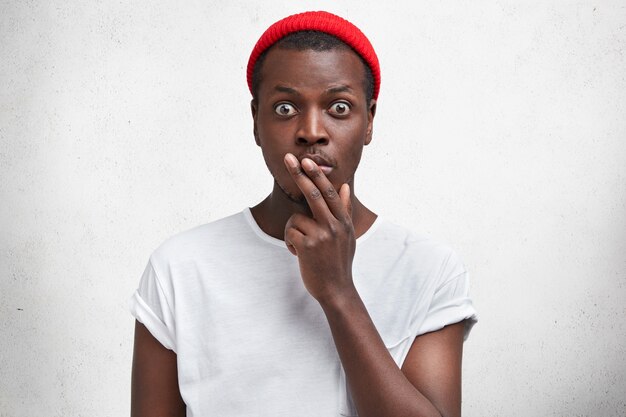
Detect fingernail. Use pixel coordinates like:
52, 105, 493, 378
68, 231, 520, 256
301, 158, 315, 170
285, 153, 298, 168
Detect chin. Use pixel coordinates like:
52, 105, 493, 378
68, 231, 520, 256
274, 179, 308, 205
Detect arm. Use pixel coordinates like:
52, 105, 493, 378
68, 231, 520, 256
322, 293, 465, 417
283, 154, 466, 417
401, 322, 465, 417
131, 320, 186, 417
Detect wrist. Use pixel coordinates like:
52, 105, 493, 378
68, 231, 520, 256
318, 282, 362, 314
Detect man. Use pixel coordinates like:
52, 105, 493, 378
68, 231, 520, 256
130, 11, 476, 417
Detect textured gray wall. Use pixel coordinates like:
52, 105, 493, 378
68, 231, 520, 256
1, 1, 625, 416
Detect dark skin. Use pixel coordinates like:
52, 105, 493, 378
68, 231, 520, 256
131, 46, 467, 417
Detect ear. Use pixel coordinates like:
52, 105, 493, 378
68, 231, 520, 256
251, 99, 260, 146
365, 99, 377, 146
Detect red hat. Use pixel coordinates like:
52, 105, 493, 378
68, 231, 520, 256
247, 11, 380, 100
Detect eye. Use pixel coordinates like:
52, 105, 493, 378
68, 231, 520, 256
274, 103, 297, 116
328, 101, 351, 116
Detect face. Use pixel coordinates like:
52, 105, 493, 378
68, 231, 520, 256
251, 47, 376, 202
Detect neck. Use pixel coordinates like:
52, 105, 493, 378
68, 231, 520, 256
250, 180, 377, 241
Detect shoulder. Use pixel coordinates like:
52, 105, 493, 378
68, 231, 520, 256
365, 219, 466, 279
355, 218, 477, 345
149, 210, 248, 267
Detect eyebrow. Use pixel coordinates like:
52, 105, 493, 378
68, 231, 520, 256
326, 85, 354, 94
273, 85, 299, 95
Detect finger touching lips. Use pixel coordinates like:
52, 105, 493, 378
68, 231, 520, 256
319, 165, 333, 175
300, 158, 318, 174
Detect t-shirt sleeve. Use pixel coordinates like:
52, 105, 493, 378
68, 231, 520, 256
128, 257, 177, 351
417, 250, 478, 341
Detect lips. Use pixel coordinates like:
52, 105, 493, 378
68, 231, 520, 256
298, 153, 335, 175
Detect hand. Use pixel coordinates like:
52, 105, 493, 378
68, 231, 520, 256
283, 153, 356, 304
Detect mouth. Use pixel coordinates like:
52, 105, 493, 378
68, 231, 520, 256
318, 165, 333, 175
299, 153, 335, 175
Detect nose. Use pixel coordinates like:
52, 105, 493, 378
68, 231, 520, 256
296, 110, 329, 146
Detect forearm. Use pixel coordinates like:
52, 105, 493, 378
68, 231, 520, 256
320, 287, 442, 417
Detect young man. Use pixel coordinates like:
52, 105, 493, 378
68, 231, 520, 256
130, 11, 477, 417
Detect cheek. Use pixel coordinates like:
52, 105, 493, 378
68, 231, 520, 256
261, 147, 282, 172
339, 129, 367, 162
257, 120, 293, 152
260, 143, 292, 183
346, 148, 365, 172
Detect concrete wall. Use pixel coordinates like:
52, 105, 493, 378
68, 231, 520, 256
1, 1, 624, 416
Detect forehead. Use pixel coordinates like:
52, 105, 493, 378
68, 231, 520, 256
257, 47, 367, 98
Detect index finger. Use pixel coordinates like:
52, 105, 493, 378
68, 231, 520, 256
284, 154, 347, 222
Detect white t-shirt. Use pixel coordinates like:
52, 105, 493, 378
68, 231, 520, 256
129, 208, 477, 417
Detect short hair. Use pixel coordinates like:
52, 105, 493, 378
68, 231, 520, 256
251, 31, 375, 103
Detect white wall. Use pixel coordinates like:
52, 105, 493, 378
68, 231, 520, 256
1, 1, 625, 416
